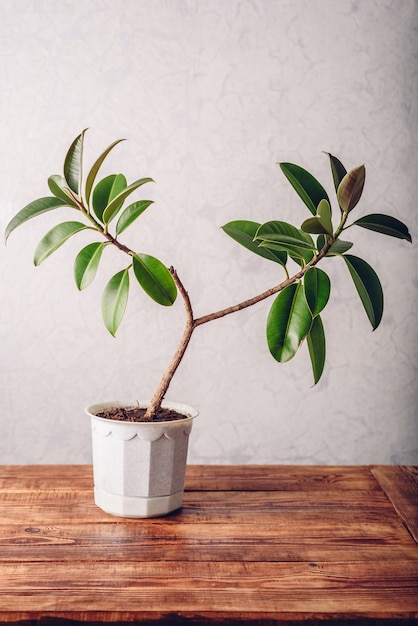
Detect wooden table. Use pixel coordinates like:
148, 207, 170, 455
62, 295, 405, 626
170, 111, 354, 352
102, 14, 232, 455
0, 465, 417, 625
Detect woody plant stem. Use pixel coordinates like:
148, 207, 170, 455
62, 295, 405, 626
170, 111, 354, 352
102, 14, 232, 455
143, 234, 337, 420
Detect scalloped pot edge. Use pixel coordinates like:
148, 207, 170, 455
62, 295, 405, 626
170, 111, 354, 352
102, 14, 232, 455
86, 400, 198, 441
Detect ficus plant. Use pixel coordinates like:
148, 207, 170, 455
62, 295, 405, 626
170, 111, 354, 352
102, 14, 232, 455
5, 130, 411, 420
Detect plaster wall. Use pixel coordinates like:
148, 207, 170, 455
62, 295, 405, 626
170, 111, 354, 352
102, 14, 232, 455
0, 0, 417, 465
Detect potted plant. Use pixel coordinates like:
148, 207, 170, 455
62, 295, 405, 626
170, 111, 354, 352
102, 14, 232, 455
5, 130, 411, 517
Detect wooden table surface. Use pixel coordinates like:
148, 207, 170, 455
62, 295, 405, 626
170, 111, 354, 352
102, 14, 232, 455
0, 465, 417, 625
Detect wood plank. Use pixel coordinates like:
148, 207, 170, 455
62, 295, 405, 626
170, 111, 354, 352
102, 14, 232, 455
1, 522, 416, 563
372, 466, 418, 542
0, 465, 381, 492
0, 464, 93, 490
185, 464, 381, 492
0, 561, 417, 614
0, 486, 394, 510
0, 488, 396, 526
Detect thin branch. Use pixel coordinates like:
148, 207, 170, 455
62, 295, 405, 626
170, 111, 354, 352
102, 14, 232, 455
143, 242, 333, 418
103, 231, 133, 255
144, 268, 195, 420
194, 244, 330, 327
171, 266, 194, 322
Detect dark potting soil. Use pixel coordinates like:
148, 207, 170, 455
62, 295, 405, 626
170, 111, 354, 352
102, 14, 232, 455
95, 406, 186, 423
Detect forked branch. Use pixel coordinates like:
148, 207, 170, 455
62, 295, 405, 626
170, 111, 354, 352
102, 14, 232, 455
144, 240, 332, 420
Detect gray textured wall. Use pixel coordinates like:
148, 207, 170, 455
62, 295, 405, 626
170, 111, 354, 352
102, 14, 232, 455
1, 0, 417, 465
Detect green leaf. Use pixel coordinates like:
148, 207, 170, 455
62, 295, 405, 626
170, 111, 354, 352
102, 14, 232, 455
266, 282, 313, 363
325, 152, 347, 193
92, 174, 118, 222
4, 197, 68, 241
307, 315, 326, 384
301, 199, 333, 236
85, 138, 125, 205
317, 199, 333, 235
221, 220, 288, 266
257, 233, 316, 251
326, 239, 353, 255
256, 221, 315, 265
92, 173, 127, 223
48, 175, 78, 207
74, 241, 106, 290
116, 200, 153, 236
352, 213, 412, 243
317, 234, 353, 255
301, 216, 329, 235
303, 267, 330, 317
256, 222, 316, 249
343, 254, 383, 330
102, 177, 153, 225
34, 221, 88, 266
337, 165, 365, 213
316, 233, 327, 252
258, 240, 314, 266
279, 162, 329, 216
316, 234, 327, 252
103, 173, 127, 222
64, 129, 87, 195
110, 174, 127, 198
132, 254, 177, 306
102, 268, 130, 336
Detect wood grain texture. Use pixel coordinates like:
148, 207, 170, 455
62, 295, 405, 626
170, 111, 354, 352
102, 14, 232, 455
0, 465, 417, 625
371, 466, 418, 542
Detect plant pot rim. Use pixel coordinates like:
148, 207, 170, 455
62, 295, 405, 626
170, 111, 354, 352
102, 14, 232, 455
85, 399, 199, 426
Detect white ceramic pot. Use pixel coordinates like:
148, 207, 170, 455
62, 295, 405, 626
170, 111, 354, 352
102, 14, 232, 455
86, 400, 198, 518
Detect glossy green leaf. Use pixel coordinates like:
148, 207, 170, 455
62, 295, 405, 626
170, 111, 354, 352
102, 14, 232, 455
304, 267, 330, 317
221, 220, 288, 266
343, 254, 383, 330
352, 213, 412, 242
102, 173, 127, 223
256, 221, 315, 264
48, 175, 78, 207
102, 268, 130, 336
102, 177, 153, 225
256, 222, 316, 249
4, 197, 68, 241
92, 174, 118, 222
116, 200, 154, 236
34, 221, 88, 266
279, 162, 329, 216
110, 174, 127, 196
337, 165, 365, 213
258, 240, 314, 266
326, 239, 353, 255
326, 152, 347, 193
63, 129, 87, 195
257, 233, 316, 251
301, 216, 329, 235
301, 199, 333, 236
266, 282, 313, 363
317, 235, 353, 255
85, 138, 125, 205
307, 315, 326, 384
74, 242, 106, 290
316, 234, 327, 252
111, 174, 127, 197
133, 254, 177, 306
317, 199, 333, 235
